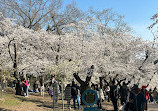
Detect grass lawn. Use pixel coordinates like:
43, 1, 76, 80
0, 89, 114, 111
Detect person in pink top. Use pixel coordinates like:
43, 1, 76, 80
24, 79, 29, 97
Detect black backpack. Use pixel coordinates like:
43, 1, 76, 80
110, 85, 118, 100
71, 86, 77, 96
120, 85, 128, 96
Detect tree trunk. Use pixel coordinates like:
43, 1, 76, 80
13, 43, 18, 80
99, 77, 103, 89
15, 80, 21, 95
13, 43, 21, 95
73, 65, 94, 105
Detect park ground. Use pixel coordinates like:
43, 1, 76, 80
0, 88, 113, 111
0, 88, 157, 111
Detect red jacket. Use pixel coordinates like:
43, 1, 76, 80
141, 86, 150, 100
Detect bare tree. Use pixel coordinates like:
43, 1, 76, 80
47, 2, 84, 65
87, 8, 131, 36
47, 2, 85, 34
0, 0, 62, 30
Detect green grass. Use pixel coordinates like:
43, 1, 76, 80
0, 91, 113, 111
0, 92, 21, 106
3, 99, 21, 106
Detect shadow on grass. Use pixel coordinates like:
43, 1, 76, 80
15, 96, 85, 110
0, 107, 12, 111
37, 102, 76, 110
15, 96, 79, 110
15, 96, 55, 109
15, 96, 45, 104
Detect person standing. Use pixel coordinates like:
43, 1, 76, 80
2, 75, 7, 90
105, 85, 110, 102
71, 81, 81, 110
96, 84, 104, 110
51, 74, 60, 106
141, 85, 150, 110
110, 80, 119, 111
48, 82, 53, 98
24, 79, 29, 97
119, 80, 130, 105
127, 84, 146, 111
148, 89, 153, 103
34, 80, 39, 93
153, 87, 158, 104
105, 76, 124, 111
12, 80, 16, 89
64, 84, 71, 110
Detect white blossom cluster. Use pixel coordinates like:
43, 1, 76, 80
0, 14, 158, 89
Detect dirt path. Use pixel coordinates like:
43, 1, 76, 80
148, 103, 158, 111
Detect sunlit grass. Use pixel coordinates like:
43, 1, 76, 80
0, 92, 21, 106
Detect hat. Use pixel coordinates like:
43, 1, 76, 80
51, 73, 55, 77
132, 84, 139, 90
142, 86, 147, 89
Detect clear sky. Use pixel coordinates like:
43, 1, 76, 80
64, 0, 158, 41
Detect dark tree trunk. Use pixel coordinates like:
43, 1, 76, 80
15, 80, 21, 95
13, 43, 18, 79
99, 77, 105, 89
13, 43, 21, 95
73, 65, 94, 105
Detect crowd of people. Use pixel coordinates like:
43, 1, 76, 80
48, 73, 81, 110
47, 73, 158, 111
11, 78, 42, 97
91, 75, 158, 111
2, 71, 158, 111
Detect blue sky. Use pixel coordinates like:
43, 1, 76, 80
64, 0, 158, 41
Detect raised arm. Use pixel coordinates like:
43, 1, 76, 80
136, 78, 141, 86
117, 80, 121, 87
117, 78, 126, 86
104, 79, 109, 86
147, 83, 149, 87
125, 80, 131, 85
85, 65, 94, 83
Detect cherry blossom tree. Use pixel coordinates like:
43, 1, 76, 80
0, 12, 158, 90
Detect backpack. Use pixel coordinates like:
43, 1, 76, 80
110, 85, 118, 100
71, 86, 77, 96
120, 85, 128, 97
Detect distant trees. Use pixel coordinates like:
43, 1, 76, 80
0, 0, 85, 34
0, 1, 158, 89
0, 0, 62, 30
87, 8, 131, 36
0, 0, 131, 35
